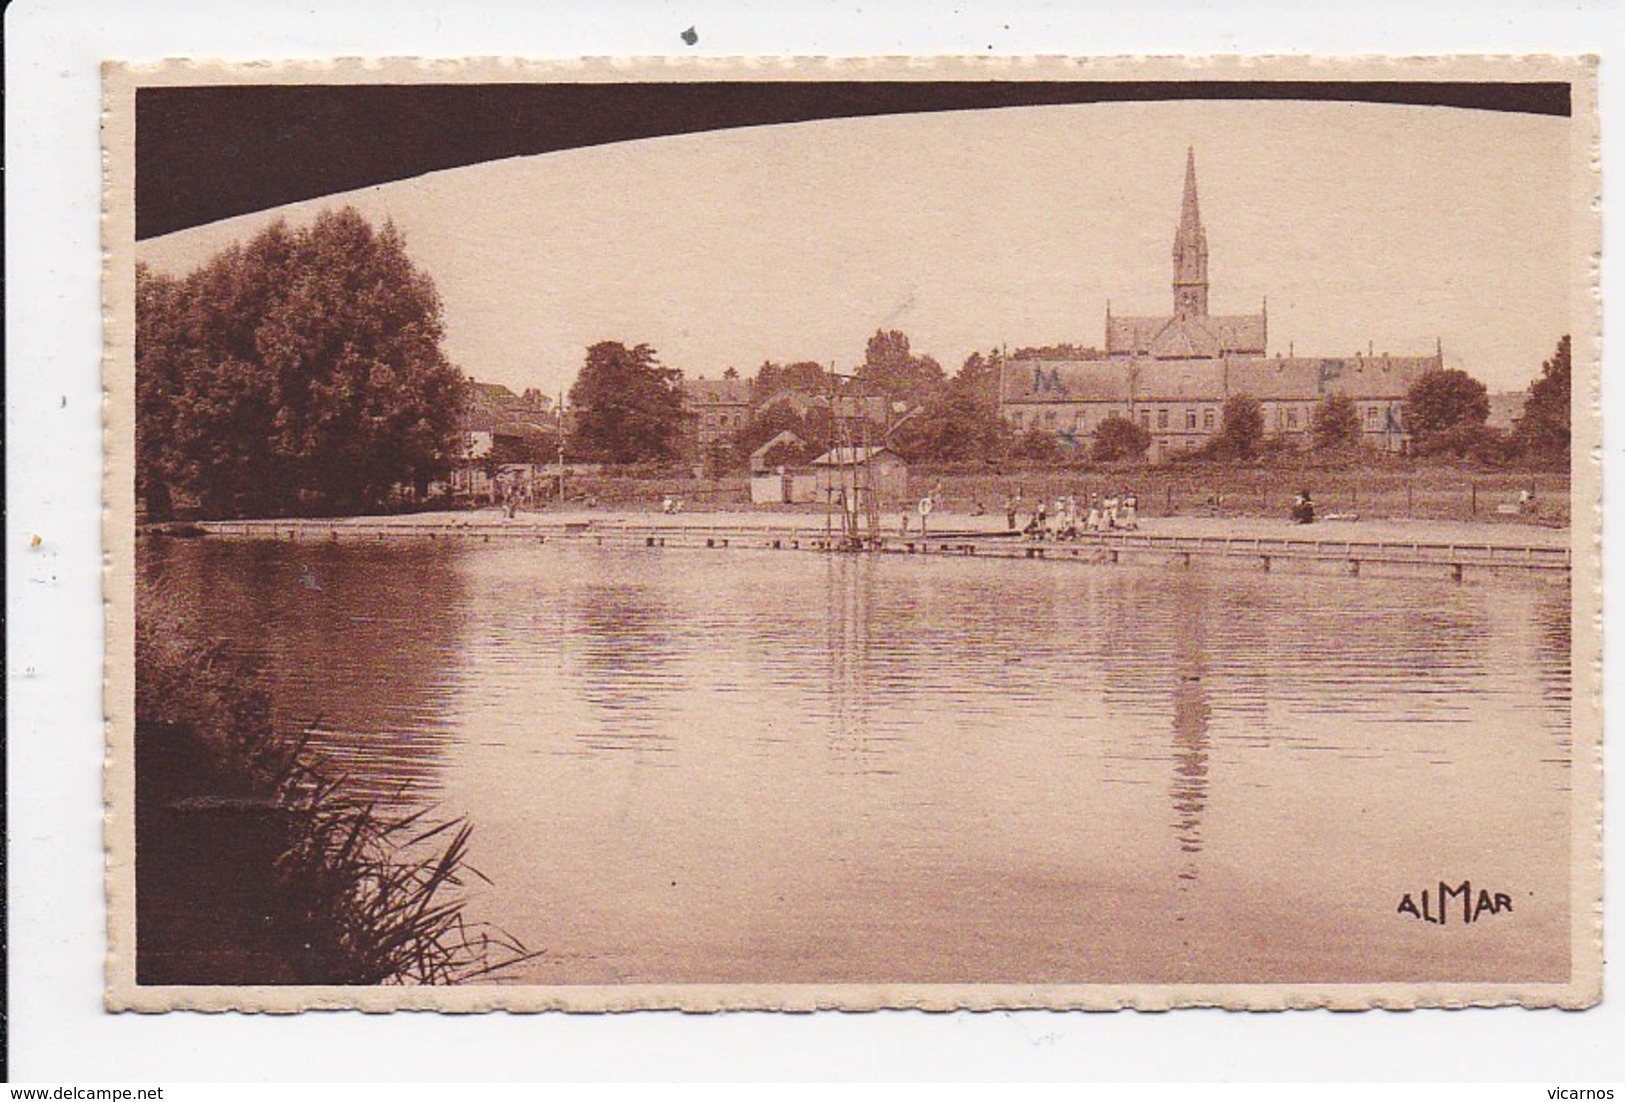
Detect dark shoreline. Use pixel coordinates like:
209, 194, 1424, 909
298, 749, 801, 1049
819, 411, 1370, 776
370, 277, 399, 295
134, 589, 536, 986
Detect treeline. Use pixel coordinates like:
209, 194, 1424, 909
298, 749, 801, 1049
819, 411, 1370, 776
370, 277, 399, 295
137, 208, 468, 520
571, 327, 1570, 474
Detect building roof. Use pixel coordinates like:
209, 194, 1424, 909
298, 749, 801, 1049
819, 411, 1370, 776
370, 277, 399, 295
470, 381, 520, 402
1001, 360, 1133, 404
1000, 352, 1441, 406
465, 380, 554, 433
1132, 360, 1231, 401
810, 445, 901, 467
1225, 355, 1437, 401
681, 377, 754, 405
1106, 312, 1267, 358
750, 429, 808, 461
491, 420, 557, 439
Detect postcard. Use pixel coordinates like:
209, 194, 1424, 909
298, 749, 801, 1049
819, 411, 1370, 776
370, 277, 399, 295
103, 55, 1600, 1011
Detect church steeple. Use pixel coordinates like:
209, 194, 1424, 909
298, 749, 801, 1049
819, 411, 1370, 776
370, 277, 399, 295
1172, 146, 1209, 317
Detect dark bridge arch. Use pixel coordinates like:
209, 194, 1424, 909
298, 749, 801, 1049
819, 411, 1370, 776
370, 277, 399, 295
137, 79, 1570, 239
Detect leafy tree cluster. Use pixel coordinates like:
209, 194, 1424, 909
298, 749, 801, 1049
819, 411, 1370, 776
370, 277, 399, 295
136, 208, 467, 520
857, 329, 947, 406
1310, 392, 1363, 452
1401, 365, 1516, 463
753, 360, 829, 396
567, 342, 685, 464
891, 348, 1007, 463
1398, 340, 1570, 467
1405, 368, 1490, 447
1091, 415, 1152, 462
1010, 343, 1104, 361
1513, 334, 1570, 466
1193, 393, 1266, 460
703, 399, 836, 474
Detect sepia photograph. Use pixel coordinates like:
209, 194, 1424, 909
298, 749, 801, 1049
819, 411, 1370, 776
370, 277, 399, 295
101, 57, 1599, 1011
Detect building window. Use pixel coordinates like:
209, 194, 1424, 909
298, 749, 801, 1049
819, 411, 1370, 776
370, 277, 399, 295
1286, 408, 1299, 430
1366, 406, 1379, 429
1186, 409, 1198, 431
1203, 408, 1216, 431
1157, 409, 1169, 430
1139, 410, 1151, 431
1044, 410, 1057, 429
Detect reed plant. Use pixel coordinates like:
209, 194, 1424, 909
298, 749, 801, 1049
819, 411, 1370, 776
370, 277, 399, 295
135, 571, 539, 984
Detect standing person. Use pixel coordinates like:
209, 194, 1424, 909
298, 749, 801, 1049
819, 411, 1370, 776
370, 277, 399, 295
1006, 493, 1019, 532
1104, 490, 1120, 530
1034, 498, 1048, 539
899, 504, 911, 537
1122, 489, 1139, 530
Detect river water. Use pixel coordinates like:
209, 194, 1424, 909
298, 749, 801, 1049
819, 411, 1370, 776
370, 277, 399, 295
139, 537, 1572, 985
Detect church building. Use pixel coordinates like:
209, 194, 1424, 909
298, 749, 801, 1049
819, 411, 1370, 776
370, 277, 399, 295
999, 149, 1442, 461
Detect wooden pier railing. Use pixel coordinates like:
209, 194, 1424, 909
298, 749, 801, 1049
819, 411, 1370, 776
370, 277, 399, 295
186, 518, 1571, 580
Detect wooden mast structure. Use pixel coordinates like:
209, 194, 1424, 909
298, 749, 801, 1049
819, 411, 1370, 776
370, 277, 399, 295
825, 364, 880, 551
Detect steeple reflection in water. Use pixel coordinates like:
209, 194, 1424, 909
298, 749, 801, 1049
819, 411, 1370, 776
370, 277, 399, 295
1168, 579, 1212, 882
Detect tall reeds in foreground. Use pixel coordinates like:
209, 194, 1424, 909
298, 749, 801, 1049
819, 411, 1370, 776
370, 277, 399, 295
135, 566, 539, 984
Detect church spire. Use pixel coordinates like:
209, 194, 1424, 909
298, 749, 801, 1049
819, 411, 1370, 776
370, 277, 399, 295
1181, 146, 1201, 235
1172, 146, 1210, 317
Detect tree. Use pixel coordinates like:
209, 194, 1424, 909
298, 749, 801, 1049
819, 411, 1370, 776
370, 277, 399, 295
734, 401, 811, 461
955, 350, 1004, 408
567, 342, 684, 464
755, 360, 828, 395
1010, 426, 1062, 463
1513, 335, 1571, 466
135, 264, 195, 520
892, 388, 1003, 462
1405, 367, 1489, 447
891, 349, 1008, 462
136, 209, 467, 519
1419, 422, 1511, 464
1091, 414, 1152, 462
1310, 391, 1363, 452
1212, 393, 1265, 460
1011, 343, 1103, 361
857, 329, 946, 405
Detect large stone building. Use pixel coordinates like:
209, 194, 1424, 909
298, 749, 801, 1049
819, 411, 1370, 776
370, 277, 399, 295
1000, 149, 1443, 461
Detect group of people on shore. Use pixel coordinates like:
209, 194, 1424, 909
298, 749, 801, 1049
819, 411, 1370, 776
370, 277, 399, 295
1005, 491, 1140, 541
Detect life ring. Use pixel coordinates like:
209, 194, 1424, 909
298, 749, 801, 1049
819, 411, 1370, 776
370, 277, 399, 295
918, 497, 934, 516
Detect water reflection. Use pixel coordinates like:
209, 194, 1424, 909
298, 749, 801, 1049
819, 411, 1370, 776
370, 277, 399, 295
1168, 578, 1212, 868
141, 538, 1574, 984
568, 569, 681, 747
139, 537, 472, 802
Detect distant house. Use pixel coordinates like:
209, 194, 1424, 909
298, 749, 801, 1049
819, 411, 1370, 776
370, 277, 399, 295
1486, 391, 1528, 431
455, 380, 559, 498
753, 387, 822, 420
680, 377, 755, 457
749, 429, 812, 475
810, 445, 910, 505
748, 430, 817, 503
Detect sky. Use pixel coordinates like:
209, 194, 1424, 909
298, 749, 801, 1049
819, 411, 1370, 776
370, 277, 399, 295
136, 98, 1573, 398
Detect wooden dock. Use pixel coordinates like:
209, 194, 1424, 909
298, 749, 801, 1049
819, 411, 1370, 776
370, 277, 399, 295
186, 517, 1571, 583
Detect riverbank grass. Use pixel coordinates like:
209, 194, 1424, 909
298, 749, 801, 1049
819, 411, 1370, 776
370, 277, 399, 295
135, 578, 537, 984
